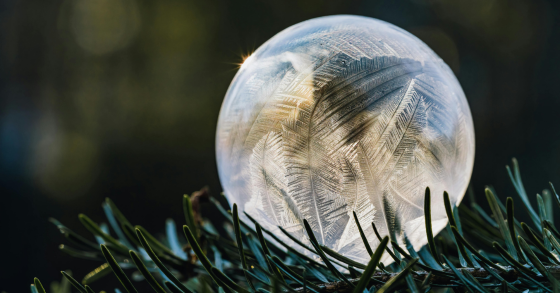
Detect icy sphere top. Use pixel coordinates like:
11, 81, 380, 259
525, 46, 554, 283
216, 15, 475, 263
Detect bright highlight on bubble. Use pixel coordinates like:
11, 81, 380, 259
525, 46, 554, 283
240, 54, 254, 69
216, 15, 475, 263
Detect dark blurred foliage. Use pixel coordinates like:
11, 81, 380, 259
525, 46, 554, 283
0, 0, 559, 291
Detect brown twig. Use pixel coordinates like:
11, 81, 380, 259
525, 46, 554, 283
190, 186, 210, 226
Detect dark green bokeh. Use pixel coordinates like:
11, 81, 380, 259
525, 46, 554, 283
0, 0, 559, 291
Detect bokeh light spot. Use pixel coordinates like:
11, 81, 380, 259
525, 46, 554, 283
69, 0, 141, 55
32, 126, 99, 200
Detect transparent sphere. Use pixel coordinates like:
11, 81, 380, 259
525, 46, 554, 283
216, 15, 475, 263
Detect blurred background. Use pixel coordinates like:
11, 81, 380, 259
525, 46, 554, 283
1, 0, 559, 290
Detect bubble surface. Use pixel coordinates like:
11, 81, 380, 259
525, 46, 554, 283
216, 15, 474, 263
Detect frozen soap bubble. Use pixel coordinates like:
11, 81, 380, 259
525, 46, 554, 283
216, 15, 475, 263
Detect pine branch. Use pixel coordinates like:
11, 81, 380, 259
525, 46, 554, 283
292, 265, 560, 293
36, 158, 560, 293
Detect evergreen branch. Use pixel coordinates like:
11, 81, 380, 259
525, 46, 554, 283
36, 160, 560, 293
292, 265, 560, 293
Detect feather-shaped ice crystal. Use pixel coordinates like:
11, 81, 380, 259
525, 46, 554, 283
216, 15, 475, 264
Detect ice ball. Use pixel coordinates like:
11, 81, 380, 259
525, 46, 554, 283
216, 15, 474, 263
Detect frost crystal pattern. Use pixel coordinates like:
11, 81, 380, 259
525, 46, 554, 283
216, 15, 475, 263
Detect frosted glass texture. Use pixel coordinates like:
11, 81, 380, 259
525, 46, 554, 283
216, 15, 475, 263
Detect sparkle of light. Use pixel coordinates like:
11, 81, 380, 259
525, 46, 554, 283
240, 54, 254, 69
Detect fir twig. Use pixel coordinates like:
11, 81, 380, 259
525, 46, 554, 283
38, 161, 560, 293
